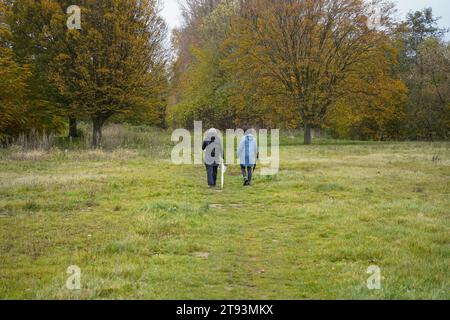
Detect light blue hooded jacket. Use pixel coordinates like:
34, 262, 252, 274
238, 134, 258, 166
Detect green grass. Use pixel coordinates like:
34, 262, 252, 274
0, 138, 449, 299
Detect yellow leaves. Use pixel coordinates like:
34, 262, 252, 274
227, 0, 395, 128
0, 52, 32, 133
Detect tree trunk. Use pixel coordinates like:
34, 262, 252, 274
68, 117, 78, 138
92, 117, 105, 149
304, 123, 312, 145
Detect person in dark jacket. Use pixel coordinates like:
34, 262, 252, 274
202, 128, 223, 187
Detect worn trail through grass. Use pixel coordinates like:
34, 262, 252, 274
0, 141, 449, 299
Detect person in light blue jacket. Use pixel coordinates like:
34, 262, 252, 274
237, 127, 258, 186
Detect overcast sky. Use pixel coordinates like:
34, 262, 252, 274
161, 0, 450, 35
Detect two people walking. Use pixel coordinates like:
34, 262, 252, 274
202, 127, 258, 188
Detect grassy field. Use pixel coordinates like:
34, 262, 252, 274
0, 131, 449, 299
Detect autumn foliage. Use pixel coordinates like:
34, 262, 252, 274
0, 0, 449, 145
169, 0, 449, 142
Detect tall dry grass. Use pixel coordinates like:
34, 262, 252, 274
0, 124, 173, 161
12, 129, 57, 151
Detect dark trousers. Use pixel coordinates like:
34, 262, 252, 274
206, 165, 218, 186
241, 166, 253, 182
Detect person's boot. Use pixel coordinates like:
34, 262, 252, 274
243, 178, 249, 186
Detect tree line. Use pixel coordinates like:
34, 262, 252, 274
1, 0, 168, 147
1, 0, 449, 146
169, 0, 449, 143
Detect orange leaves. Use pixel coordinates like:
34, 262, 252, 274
226, 0, 407, 135
0, 49, 33, 136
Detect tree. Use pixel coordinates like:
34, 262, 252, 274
169, 0, 236, 129
0, 2, 30, 141
397, 8, 449, 140
409, 38, 450, 139
326, 61, 407, 140
1, 0, 64, 141
229, 0, 398, 144
48, 0, 168, 147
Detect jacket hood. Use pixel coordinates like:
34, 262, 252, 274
206, 128, 217, 137
244, 134, 255, 141
205, 128, 221, 142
